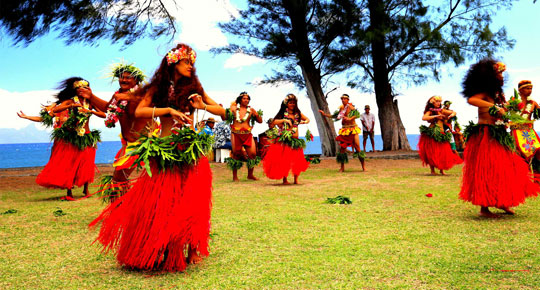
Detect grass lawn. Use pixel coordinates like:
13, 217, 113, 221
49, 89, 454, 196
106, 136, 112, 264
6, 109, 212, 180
1, 158, 540, 289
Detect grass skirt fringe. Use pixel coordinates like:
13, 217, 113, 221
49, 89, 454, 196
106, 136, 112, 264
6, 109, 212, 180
459, 126, 539, 207
89, 157, 212, 272
263, 142, 309, 179
418, 133, 462, 170
36, 140, 96, 189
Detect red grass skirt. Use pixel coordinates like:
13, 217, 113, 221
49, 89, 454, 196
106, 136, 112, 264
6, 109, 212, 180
418, 133, 462, 170
89, 157, 212, 272
262, 143, 309, 179
459, 127, 539, 207
36, 140, 96, 189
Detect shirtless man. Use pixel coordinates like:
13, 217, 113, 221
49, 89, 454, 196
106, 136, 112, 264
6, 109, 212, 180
82, 63, 152, 201
319, 94, 365, 172
227, 92, 263, 181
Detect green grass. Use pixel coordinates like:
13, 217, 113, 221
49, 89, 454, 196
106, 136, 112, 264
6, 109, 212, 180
1, 159, 540, 289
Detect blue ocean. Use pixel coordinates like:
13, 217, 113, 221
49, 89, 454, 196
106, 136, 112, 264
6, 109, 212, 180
0, 135, 420, 169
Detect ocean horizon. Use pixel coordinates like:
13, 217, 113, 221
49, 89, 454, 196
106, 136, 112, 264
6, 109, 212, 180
0, 135, 420, 169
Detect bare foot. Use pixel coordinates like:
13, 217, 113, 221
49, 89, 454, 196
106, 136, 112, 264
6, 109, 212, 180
479, 207, 499, 218
498, 206, 515, 215
247, 175, 259, 181
430, 172, 438, 176
439, 170, 446, 176
338, 168, 344, 172
188, 250, 203, 265
233, 178, 240, 182
282, 177, 290, 185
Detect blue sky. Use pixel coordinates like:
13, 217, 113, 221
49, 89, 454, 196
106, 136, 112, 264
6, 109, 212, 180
1, 0, 539, 143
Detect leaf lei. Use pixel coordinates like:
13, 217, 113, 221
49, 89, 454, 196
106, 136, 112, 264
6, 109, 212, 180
105, 95, 128, 128
305, 129, 314, 143
277, 130, 306, 149
463, 121, 515, 151
235, 106, 251, 123
250, 109, 263, 126
419, 125, 452, 142
347, 109, 360, 118
128, 126, 214, 176
224, 108, 235, 124
39, 109, 54, 128
51, 107, 101, 149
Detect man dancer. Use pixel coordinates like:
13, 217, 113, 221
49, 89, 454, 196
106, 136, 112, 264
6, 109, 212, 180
511, 80, 540, 169
360, 105, 376, 152
319, 94, 365, 172
83, 62, 152, 201
226, 92, 263, 181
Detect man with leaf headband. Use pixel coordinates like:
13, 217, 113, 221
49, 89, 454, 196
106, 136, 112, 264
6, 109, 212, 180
509, 80, 540, 172
225, 91, 263, 181
319, 94, 365, 172
83, 61, 152, 202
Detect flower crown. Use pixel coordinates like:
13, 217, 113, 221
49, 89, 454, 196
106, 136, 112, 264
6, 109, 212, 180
494, 62, 506, 73
519, 80, 533, 90
166, 46, 197, 65
108, 62, 146, 83
73, 80, 89, 89
283, 94, 297, 105
429, 95, 442, 104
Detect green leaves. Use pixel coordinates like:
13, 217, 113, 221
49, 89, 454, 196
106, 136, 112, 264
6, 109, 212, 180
325, 195, 352, 205
419, 125, 452, 143
129, 127, 214, 176
53, 208, 67, 217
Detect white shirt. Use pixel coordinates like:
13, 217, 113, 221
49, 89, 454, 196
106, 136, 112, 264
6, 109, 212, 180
360, 112, 375, 132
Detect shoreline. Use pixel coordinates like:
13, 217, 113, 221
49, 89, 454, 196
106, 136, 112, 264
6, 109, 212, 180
0, 150, 420, 172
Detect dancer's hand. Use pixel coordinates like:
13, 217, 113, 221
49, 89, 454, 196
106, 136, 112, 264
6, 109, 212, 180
17, 111, 28, 119
78, 87, 93, 99
170, 109, 192, 124
188, 94, 206, 110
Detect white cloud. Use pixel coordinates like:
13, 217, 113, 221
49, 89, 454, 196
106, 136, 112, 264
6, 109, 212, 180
0, 88, 116, 131
223, 53, 265, 70
165, 0, 240, 51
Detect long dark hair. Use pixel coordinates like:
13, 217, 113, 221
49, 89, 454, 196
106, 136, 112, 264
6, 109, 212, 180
274, 94, 301, 120
55, 77, 87, 102
462, 58, 504, 103
142, 43, 204, 111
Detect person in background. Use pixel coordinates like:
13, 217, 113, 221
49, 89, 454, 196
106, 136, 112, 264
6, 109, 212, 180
360, 105, 376, 152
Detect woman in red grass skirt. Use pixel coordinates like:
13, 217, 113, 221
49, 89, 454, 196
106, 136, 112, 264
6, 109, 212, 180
90, 43, 225, 272
418, 95, 463, 175
29, 78, 103, 200
459, 59, 538, 217
263, 94, 309, 185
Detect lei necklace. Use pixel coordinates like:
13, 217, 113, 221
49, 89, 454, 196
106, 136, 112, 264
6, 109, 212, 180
105, 86, 137, 128
236, 106, 251, 123
521, 96, 534, 119
72, 96, 91, 136
284, 111, 300, 126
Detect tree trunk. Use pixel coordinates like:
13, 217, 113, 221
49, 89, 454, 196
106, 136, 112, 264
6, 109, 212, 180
368, 0, 411, 151
284, 0, 338, 156
301, 67, 338, 156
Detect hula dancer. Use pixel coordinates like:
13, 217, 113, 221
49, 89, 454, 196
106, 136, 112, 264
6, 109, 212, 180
226, 92, 263, 181
459, 59, 538, 217
263, 94, 310, 185
90, 43, 225, 272
418, 96, 462, 175
36, 78, 104, 200
510, 80, 540, 170
319, 94, 365, 172
84, 61, 152, 202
